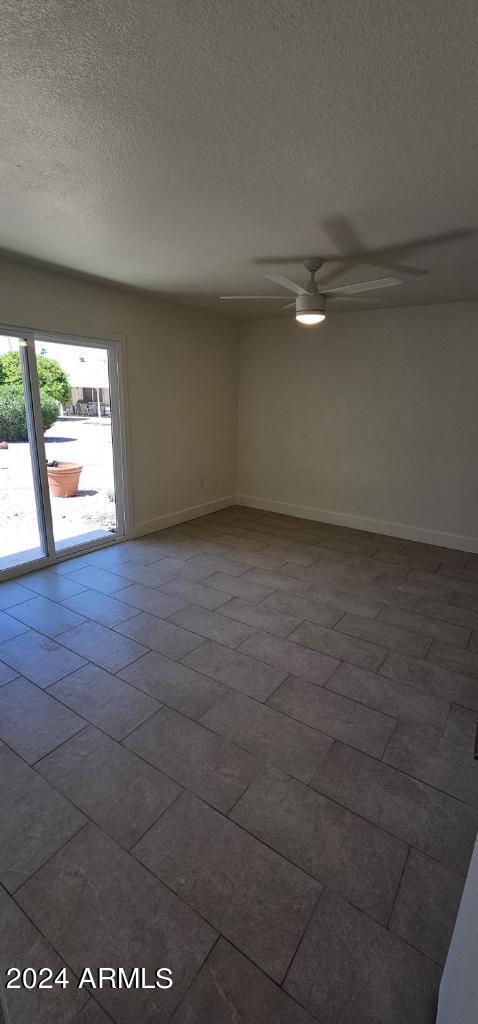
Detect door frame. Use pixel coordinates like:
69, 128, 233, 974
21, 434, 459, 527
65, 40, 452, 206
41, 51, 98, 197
0, 323, 132, 581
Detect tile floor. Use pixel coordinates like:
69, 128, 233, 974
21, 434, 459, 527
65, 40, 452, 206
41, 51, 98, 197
1, 505, 478, 1024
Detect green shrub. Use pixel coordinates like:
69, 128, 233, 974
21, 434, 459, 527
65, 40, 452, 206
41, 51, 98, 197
0, 384, 60, 442
0, 351, 70, 405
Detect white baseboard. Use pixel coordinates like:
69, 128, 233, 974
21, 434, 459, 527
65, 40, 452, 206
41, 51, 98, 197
133, 495, 237, 537
236, 493, 478, 554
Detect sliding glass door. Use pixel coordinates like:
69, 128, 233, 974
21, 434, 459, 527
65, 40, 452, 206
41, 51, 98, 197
0, 335, 48, 571
0, 330, 126, 576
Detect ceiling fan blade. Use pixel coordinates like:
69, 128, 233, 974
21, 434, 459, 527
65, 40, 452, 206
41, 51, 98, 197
370, 260, 427, 277
322, 276, 401, 296
318, 215, 365, 255
265, 273, 311, 295
219, 295, 290, 299
253, 255, 311, 265
315, 222, 474, 284
326, 295, 372, 303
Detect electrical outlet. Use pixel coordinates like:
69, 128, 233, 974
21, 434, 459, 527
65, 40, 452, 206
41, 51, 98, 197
200, 477, 205, 488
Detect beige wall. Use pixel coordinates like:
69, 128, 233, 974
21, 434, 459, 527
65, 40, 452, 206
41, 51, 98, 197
0, 257, 239, 535
3, 257, 476, 552
237, 302, 478, 551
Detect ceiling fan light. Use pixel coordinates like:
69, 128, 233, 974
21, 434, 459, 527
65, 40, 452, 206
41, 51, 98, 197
296, 311, 326, 325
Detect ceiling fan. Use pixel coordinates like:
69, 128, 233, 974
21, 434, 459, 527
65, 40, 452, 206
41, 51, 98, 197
220, 257, 401, 326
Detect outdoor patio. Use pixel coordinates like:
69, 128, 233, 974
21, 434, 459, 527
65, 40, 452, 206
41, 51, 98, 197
0, 416, 117, 569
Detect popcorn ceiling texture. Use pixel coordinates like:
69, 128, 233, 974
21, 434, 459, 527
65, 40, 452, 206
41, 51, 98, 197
0, 0, 477, 316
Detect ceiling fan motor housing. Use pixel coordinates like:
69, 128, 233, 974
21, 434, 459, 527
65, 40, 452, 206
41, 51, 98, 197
295, 293, 326, 315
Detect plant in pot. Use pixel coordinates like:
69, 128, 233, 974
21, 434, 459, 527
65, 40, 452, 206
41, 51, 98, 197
46, 459, 83, 498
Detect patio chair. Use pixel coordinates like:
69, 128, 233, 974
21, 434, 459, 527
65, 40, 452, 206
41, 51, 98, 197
76, 402, 88, 416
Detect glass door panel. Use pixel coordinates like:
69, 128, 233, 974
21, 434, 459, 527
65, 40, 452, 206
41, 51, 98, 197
0, 335, 47, 570
34, 338, 120, 554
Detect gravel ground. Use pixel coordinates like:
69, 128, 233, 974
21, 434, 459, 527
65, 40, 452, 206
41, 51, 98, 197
0, 417, 117, 563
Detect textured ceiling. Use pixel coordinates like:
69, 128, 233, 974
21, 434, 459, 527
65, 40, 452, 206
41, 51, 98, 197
1, 0, 478, 317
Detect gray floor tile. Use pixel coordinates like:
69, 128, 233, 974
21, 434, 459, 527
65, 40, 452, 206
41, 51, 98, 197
390, 849, 464, 964
3, 514, 473, 1020
19, 568, 88, 601
200, 571, 275, 602
72, 1002, 112, 1023
407, 568, 467, 593
0, 630, 86, 687
262, 589, 346, 627
7, 596, 86, 637
0, 887, 87, 1024
51, 555, 96, 575
171, 938, 315, 1024
65, 565, 130, 594
238, 632, 339, 685
159, 577, 231, 609
0, 677, 85, 763
417, 598, 478, 631
383, 720, 478, 807
311, 742, 478, 874
444, 704, 478, 750
231, 768, 407, 924
307, 585, 401, 614
17, 822, 216, 1024
380, 650, 478, 709
269, 676, 395, 757
0, 744, 85, 891
62, 589, 141, 626
113, 611, 204, 659
168, 604, 254, 648
400, 541, 468, 567
374, 574, 455, 605
0, 580, 33, 610
183, 640, 287, 701
284, 889, 440, 1024
83, 543, 161, 570
352, 552, 430, 575
428, 639, 478, 679
309, 589, 386, 618
439, 564, 478, 585
200, 691, 333, 782
314, 575, 420, 610
0, 610, 29, 643
164, 553, 248, 579
36, 725, 181, 848
271, 544, 322, 567
217, 596, 303, 637
0, 659, 19, 686
238, 568, 314, 594
213, 533, 267, 552
115, 581, 189, 617
283, 561, 380, 586
220, 548, 293, 571
334, 612, 431, 659
289, 619, 388, 671
58, 620, 148, 672
49, 662, 159, 740
377, 604, 471, 648
327, 661, 449, 729
133, 791, 320, 982
125, 707, 259, 812
99, 559, 178, 587
119, 649, 226, 719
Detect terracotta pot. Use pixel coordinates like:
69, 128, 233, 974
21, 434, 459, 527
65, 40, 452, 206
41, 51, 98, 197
47, 461, 83, 498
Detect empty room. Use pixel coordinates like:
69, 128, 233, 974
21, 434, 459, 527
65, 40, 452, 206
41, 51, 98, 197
1, 2, 477, 1023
